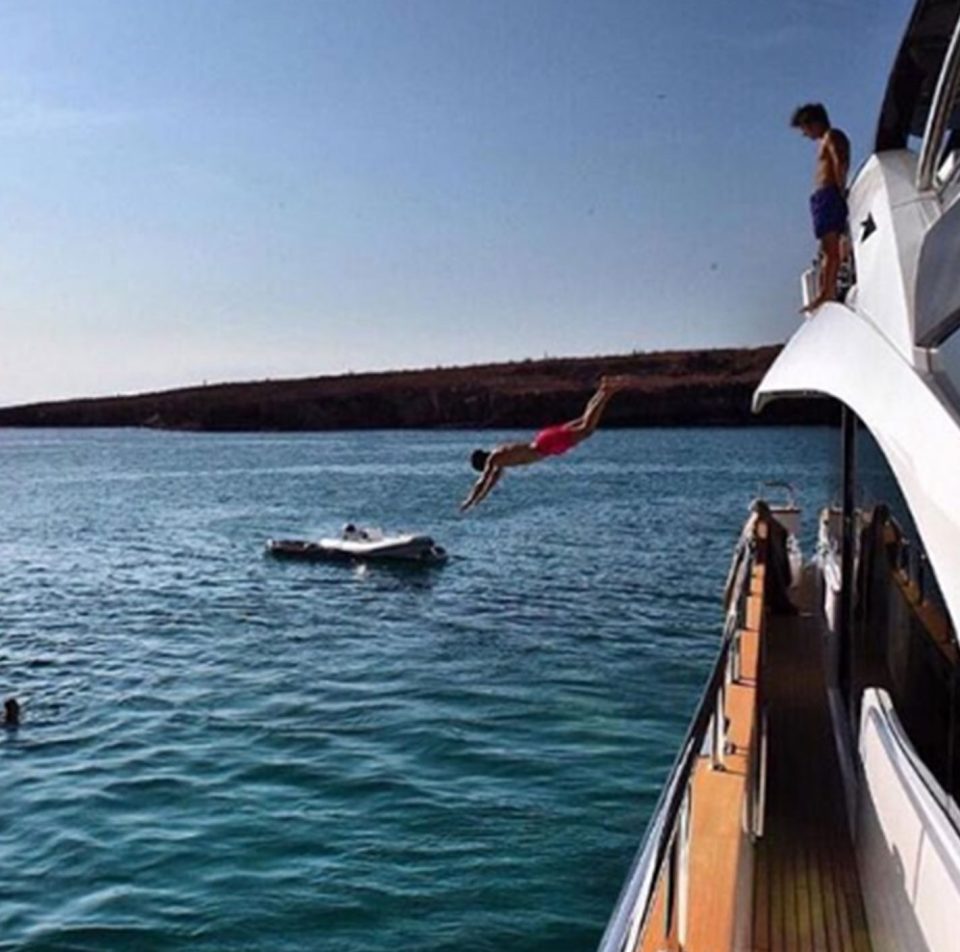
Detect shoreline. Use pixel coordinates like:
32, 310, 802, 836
0, 345, 835, 430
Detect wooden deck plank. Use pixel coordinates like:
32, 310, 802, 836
684, 753, 749, 949
803, 755, 829, 950
781, 741, 800, 952
631, 529, 875, 952
794, 787, 812, 952
638, 577, 765, 951
809, 803, 838, 951
751, 571, 873, 952
754, 827, 771, 951
636, 858, 676, 952
770, 814, 785, 952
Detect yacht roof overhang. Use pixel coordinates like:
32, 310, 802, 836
754, 305, 960, 642
876, 0, 960, 150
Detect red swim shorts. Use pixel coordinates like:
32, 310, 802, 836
532, 423, 576, 456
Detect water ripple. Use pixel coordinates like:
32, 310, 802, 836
0, 427, 836, 950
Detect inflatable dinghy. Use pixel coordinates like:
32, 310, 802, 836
266, 524, 447, 565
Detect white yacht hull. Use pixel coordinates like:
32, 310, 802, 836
856, 689, 960, 952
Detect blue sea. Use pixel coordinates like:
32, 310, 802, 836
0, 427, 837, 951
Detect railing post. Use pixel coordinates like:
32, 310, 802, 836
839, 406, 857, 712
677, 788, 691, 949
712, 683, 726, 770
752, 708, 769, 840
664, 829, 677, 940
731, 628, 742, 684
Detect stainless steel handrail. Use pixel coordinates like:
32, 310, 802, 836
917, 13, 960, 192
597, 519, 759, 952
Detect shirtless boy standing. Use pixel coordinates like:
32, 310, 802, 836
791, 103, 850, 313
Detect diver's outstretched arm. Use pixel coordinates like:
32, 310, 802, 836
460, 441, 541, 512
460, 472, 486, 512
460, 465, 502, 512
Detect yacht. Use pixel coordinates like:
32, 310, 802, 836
599, 1, 960, 949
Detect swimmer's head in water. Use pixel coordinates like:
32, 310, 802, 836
4, 697, 20, 726
470, 449, 490, 472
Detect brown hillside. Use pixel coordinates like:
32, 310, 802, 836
0, 346, 834, 430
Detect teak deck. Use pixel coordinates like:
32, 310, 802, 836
634, 551, 873, 951
683, 584, 763, 951
637, 537, 768, 952
752, 576, 872, 952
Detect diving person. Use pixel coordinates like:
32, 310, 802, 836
459, 376, 631, 512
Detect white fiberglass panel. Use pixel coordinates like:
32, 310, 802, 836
857, 689, 960, 952
847, 152, 939, 359
754, 305, 960, 639
916, 168, 960, 348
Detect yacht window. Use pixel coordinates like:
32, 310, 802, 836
915, 12, 960, 188
934, 90, 960, 192
850, 426, 959, 814
932, 324, 960, 408
857, 426, 952, 623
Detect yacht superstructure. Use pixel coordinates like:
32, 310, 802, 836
600, 2, 960, 949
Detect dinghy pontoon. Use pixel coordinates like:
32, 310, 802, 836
266, 524, 447, 565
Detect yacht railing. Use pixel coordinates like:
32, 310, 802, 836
597, 508, 768, 952
800, 253, 856, 313
844, 507, 960, 819
917, 11, 960, 193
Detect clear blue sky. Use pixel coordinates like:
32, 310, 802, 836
0, 0, 915, 405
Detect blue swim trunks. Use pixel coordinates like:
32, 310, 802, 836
810, 185, 848, 240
